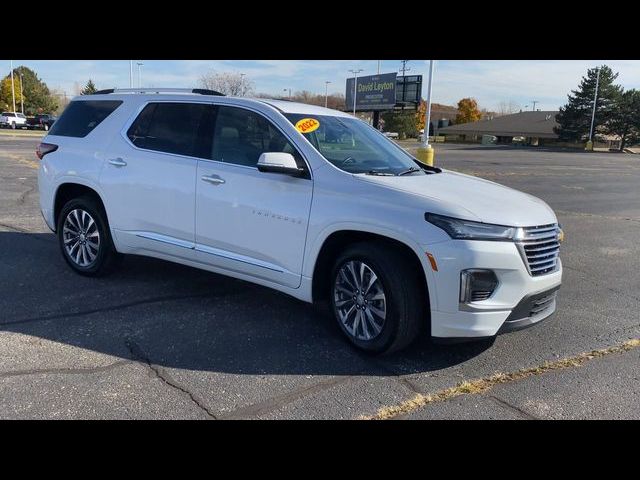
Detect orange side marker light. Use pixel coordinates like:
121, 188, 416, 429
426, 252, 438, 271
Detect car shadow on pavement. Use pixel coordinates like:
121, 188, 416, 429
0, 232, 493, 377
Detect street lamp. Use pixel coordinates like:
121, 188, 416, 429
422, 61, 434, 149
588, 67, 601, 147
137, 62, 144, 88
283, 88, 291, 100
416, 60, 436, 167
129, 60, 133, 88
240, 73, 246, 96
348, 69, 363, 115
324, 81, 331, 108
19, 72, 24, 114
10, 60, 16, 114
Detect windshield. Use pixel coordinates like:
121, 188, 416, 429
284, 113, 424, 176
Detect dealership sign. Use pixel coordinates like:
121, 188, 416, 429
345, 72, 397, 111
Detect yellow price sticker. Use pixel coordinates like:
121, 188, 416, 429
295, 118, 320, 134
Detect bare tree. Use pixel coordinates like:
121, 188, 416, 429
198, 71, 255, 96
496, 100, 521, 116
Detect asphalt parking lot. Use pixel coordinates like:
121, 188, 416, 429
1, 134, 639, 419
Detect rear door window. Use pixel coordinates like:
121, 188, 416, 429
48, 100, 122, 138
127, 102, 211, 158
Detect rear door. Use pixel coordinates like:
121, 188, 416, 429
194, 105, 313, 288
100, 101, 212, 260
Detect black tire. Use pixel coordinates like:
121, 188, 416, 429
10, 122, 16, 129
57, 196, 120, 276
329, 242, 427, 354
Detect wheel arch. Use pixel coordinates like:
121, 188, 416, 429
310, 228, 433, 313
53, 182, 109, 232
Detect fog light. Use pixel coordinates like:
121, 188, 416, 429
460, 269, 499, 303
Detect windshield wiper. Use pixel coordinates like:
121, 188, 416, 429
365, 169, 394, 176
397, 167, 421, 176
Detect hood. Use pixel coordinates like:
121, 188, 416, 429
354, 169, 557, 227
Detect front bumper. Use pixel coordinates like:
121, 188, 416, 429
423, 238, 562, 340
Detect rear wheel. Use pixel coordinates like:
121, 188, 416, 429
57, 196, 120, 276
10, 122, 16, 129
329, 242, 426, 354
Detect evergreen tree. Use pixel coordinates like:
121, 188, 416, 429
380, 111, 419, 139
81, 79, 98, 95
604, 89, 640, 151
555, 65, 622, 142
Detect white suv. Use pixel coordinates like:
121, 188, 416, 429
0, 111, 27, 129
37, 89, 563, 353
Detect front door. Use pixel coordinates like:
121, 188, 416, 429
195, 105, 313, 288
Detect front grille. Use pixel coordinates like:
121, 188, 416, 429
517, 224, 561, 276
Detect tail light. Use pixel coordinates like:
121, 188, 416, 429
36, 142, 58, 160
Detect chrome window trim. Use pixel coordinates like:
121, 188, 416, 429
119, 99, 313, 180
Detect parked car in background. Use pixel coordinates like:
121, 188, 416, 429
26, 114, 57, 131
0, 112, 28, 129
383, 132, 399, 139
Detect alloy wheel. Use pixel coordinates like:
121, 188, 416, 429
63, 209, 100, 267
333, 260, 387, 341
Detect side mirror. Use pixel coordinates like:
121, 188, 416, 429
257, 152, 305, 176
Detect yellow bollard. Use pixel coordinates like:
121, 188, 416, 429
585, 140, 593, 151
415, 145, 435, 167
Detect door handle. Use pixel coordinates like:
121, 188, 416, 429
108, 158, 127, 167
201, 174, 225, 185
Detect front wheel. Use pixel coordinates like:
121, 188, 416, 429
329, 242, 427, 354
57, 196, 120, 276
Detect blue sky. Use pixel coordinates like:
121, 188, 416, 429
3, 60, 640, 111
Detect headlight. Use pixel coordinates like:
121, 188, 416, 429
425, 213, 517, 241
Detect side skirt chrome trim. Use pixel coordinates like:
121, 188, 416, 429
195, 243, 284, 273
131, 230, 284, 273
134, 231, 195, 249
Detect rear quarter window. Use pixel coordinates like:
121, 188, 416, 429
48, 100, 123, 138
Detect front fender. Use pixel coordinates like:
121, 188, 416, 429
303, 221, 440, 312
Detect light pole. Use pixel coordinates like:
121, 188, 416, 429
377, 60, 381, 74
417, 60, 436, 166
283, 88, 291, 99
324, 81, 331, 108
348, 69, 363, 116
137, 62, 144, 88
240, 73, 246, 96
10, 60, 16, 114
588, 67, 601, 146
129, 60, 133, 88
531, 100, 538, 111
422, 60, 435, 148
19, 72, 24, 114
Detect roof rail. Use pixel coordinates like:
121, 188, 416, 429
90, 88, 225, 96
